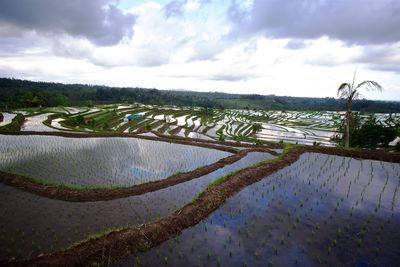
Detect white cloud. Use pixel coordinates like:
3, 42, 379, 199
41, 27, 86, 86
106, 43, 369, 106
0, 0, 399, 101
49, 1, 231, 67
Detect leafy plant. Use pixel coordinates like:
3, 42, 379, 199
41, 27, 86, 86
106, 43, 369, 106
337, 68, 383, 147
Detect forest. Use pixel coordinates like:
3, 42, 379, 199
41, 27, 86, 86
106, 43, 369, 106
1, 78, 399, 112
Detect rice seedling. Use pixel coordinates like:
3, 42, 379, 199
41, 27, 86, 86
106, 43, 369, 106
123, 153, 400, 267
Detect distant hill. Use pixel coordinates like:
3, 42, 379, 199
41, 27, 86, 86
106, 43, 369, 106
1, 77, 399, 113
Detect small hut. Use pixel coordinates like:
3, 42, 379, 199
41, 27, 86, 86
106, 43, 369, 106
127, 113, 144, 121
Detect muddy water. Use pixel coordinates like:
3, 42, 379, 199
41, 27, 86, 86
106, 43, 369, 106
119, 153, 400, 267
0, 152, 274, 260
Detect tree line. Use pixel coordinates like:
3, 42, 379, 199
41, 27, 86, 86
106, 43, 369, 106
1, 78, 399, 113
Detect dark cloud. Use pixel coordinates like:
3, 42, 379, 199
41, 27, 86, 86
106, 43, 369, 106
357, 46, 399, 64
0, 36, 45, 55
369, 64, 400, 73
228, 0, 400, 44
0, 0, 136, 46
356, 45, 400, 73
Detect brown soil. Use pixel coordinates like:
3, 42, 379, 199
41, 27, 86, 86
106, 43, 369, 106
0, 148, 275, 202
3, 146, 400, 267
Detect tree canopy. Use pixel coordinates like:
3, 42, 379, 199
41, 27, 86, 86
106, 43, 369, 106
1, 78, 399, 112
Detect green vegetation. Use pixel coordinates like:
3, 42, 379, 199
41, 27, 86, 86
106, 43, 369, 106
251, 123, 262, 133
334, 111, 399, 149
252, 144, 295, 168
0, 71, 398, 151
192, 145, 294, 204
0, 113, 25, 132
2, 71, 400, 267
1, 101, 397, 149
191, 172, 236, 204
337, 69, 383, 147
349, 115, 397, 149
1, 78, 399, 112
206, 173, 233, 190
126, 149, 400, 267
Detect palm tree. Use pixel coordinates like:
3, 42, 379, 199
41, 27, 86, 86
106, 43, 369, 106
337, 68, 382, 147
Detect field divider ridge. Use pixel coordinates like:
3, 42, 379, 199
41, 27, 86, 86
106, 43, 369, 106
4, 146, 399, 266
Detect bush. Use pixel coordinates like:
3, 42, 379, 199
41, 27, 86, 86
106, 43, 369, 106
394, 142, 400, 152
145, 124, 152, 131
350, 123, 396, 149
0, 114, 25, 132
252, 123, 262, 133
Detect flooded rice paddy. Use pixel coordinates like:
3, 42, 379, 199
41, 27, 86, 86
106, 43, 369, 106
0, 135, 231, 187
0, 151, 274, 260
118, 153, 400, 266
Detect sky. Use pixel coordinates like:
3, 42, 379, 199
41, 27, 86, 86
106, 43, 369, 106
0, 0, 399, 100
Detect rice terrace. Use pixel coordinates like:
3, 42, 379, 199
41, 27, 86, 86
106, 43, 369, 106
0, 89, 399, 266
1, 0, 400, 266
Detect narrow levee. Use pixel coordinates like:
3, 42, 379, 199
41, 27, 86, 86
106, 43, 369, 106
0, 151, 275, 261
4, 146, 399, 267
122, 153, 400, 266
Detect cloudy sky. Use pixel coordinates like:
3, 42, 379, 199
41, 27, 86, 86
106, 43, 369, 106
0, 0, 399, 100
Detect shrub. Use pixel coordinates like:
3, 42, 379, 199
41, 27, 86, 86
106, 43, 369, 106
0, 113, 25, 132
145, 124, 152, 131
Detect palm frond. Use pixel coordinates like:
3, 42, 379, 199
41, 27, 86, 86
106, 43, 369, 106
337, 83, 350, 97
356, 92, 365, 100
356, 81, 383, 92
350, 90, 360, 101
351, 66, 357, 89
